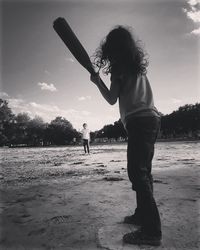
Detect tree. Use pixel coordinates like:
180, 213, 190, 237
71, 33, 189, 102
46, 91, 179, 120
27, 116, 46, 146
13, 113, 31, 145
103, 124, 114, 140
95, 119, 126, 141
0, 99, 15, 146
15, 112, 31, 124
160, 103, 200, 138
0, 99, 14, 122
113, 120, 127, 140
48, 116, 77, 145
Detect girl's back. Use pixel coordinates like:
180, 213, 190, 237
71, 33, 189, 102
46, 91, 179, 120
112, 72, 159, 127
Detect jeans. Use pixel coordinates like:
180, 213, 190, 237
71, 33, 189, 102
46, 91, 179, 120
126, 116, 161, 237
83, 139, 89, 153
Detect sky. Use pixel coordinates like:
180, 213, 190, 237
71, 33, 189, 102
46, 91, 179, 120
0, 0, 199, 131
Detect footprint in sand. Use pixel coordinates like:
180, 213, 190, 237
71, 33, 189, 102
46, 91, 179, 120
73, 161, 84, 165
110, 160, 122, 162
154, 179, 168, 184
54, 162, 62, 166
103, 176, 124, 181
180, 198, 197, 202
48, 215, 71, 224
12, 216, 33, 224
96, 164, 107, 168
16, 196, 36, 203
177, 158, 195, 162
93, 169, 109, 175
28, 228, 46, 236
20, 214, 31, 218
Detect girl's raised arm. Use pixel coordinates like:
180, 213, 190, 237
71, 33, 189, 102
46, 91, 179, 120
90, 73, 120, 105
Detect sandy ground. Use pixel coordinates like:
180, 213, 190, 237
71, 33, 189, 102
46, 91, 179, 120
0, 141, 200, 249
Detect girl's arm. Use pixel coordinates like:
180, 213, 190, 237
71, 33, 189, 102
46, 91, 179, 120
90, 74, 120, 105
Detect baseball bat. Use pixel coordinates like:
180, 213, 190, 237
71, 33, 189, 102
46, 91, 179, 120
53, 17, 95, 75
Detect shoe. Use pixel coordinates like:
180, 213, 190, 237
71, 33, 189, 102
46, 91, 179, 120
123, 214, 142, 226
123, 229, 161, 246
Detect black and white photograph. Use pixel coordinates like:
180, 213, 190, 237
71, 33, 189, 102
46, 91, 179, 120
0, 0, 199, 249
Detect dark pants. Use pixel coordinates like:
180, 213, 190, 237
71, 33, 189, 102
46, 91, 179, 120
126, 116, 161, 237
83, 139, 89, 153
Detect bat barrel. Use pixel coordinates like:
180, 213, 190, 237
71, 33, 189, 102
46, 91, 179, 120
53, 17, 95, 75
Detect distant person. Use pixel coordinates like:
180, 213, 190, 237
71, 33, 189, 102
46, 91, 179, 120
81, 123, 90, 154
90, 26, 162, 246
73, 137, 76, 145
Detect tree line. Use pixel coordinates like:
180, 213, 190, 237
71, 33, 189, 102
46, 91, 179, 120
160, 103, 200, 139
0, 99, 80, 146
94, 103, 200, 141
0, 99, 199, 147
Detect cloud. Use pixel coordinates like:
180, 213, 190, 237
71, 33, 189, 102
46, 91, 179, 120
65, 57, 75, 63
191, 26, 200, 34
29, 102, 60, 112
0, 92, 9, 98
7, 97, 93, 129
171, 98, 182, 104
188, 0, 200, 6
5, 96, 120, 131
44, 70, 51, 75
183, 0, 200, 35
77, 96, 91, 101
38, 82, 57, 92
81, 110, 90, 116
8, 98, 24, 108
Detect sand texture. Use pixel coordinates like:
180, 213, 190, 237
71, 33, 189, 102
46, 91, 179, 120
0, 141, 199, 249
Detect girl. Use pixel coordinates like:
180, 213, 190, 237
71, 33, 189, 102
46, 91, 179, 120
90, 26, 162, 246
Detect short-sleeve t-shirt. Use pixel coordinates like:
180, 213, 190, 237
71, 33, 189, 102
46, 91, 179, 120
111, 73, 160, 127
81, 128, 90, 140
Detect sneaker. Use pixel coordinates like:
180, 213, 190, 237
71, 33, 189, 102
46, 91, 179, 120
123, 229, 161, 246
123, 214, 142, 226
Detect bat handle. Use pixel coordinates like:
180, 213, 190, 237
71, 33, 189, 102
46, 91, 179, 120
87, 65, 96, 75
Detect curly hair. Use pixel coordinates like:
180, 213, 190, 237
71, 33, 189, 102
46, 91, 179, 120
92, 26, 149, 76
